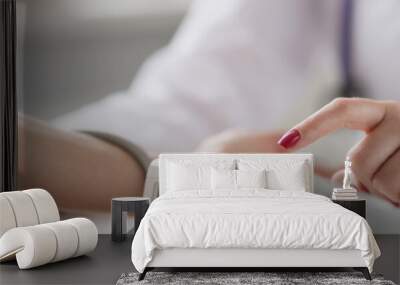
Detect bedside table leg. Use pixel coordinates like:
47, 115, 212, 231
112, 202, 124, 242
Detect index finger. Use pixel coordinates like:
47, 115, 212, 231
277, 98, 386, 150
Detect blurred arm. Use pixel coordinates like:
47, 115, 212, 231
18, 116, 145, 211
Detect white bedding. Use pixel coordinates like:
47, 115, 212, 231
131, 190, 380, 273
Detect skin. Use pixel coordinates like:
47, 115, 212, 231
281, 97, 400, 206
18, 116, 145, 211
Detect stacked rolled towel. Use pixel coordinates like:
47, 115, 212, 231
332, 188, 358, 200
0, 189, 97, 269
0, 218, 97, 269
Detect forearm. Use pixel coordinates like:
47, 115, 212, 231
18, 116, 145, 211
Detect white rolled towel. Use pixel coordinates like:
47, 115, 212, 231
23, 188, 60, 224
0, 195, 17, 237
0, 189, 60, 237
0, 218, 98, 269
1, 191, 40, 228
63, 218, 98, 257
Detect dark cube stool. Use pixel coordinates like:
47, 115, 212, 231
111, 197, 150, 242
332, 199, 366, 218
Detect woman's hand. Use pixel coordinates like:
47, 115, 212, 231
278, 97, 400, 206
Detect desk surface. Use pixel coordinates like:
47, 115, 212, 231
1, 235, 399, 285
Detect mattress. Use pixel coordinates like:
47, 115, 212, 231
131, 189, 380, 273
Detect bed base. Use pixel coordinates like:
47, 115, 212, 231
137, 248, 372, 281
138, 267, 371, 281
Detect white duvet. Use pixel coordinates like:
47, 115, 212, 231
131, 190, 380, 273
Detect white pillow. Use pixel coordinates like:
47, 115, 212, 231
211, 168, 236, 190
167, 163, 211, 191
211, 169, 268, 190
238, 159, 308, 191
267, 163, 306, 191
236, 169, 267, 189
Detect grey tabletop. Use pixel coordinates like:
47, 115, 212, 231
0, 235, 133, 285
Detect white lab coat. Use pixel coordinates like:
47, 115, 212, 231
53, 0, 400, 158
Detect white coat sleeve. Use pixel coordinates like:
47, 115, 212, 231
52, 0, 335, 155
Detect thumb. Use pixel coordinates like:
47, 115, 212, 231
331, 168, 398, 206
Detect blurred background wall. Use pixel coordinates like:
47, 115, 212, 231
18, 0, 190, 120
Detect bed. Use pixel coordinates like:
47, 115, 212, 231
131, 153, 380, 280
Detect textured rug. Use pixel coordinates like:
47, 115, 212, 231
116, 272, 396, 285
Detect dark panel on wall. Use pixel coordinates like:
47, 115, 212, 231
0, 0, 17, 192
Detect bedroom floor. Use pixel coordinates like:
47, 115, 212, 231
0, 235, 398, 285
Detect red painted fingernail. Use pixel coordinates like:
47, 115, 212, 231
278, 129, 301, 149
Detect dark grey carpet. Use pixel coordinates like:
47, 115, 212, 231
117, 272, 396, 285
